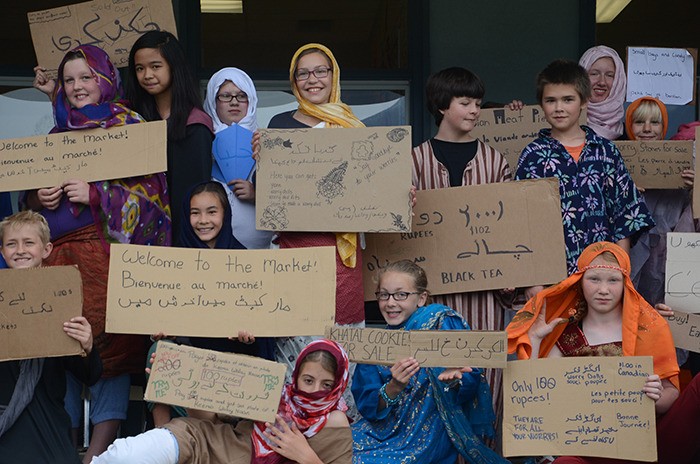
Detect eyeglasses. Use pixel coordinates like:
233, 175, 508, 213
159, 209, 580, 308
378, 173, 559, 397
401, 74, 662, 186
294, 67, 332, 81
374, 291, 422, 301
216, 93, 249, 103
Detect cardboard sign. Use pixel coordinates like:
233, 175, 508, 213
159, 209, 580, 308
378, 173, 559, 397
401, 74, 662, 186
503, 357, 656, 462
257, 126, 413, 232
106, 244, 336, 337
614, 140, 694, 189
0, 121, 167, 192
666, 312, 700, 353
213, 125, 255, 182
470, 105, 586, 169
0, 266, 83, 362
325, 326, 506, 368
28, 0, 177, 78
362, 178, 567, 298
626, 46, 697, 105
144, 342, 286, 422
665, 233, 700, 313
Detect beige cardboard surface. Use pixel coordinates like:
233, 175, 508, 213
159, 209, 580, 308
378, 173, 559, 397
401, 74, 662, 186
144, 342, 286, 422
256, 126, 413, 232
470, 105, 586, 168
665, 233, 700, 313
325, 326, 506, 368
503, 357, 656, 461
614, 140, 693, 189
666, 312, 700, 353
362, 178, 567, 298
0, 121, 166, 192
0, 266, 83, 362
28, 0, 177, 78
106, 244, 336, 337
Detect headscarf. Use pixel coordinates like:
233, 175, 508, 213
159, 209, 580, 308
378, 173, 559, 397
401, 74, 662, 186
52, 45, 142, 132
203, 67, 258, 134
0, 358, 44, 437
507, 241, 679, 389
177, 181, 244, 250
251, 339, 349, 463
625, 96, 668, 140
290, 43, 363, 267
579, 46, 626, 140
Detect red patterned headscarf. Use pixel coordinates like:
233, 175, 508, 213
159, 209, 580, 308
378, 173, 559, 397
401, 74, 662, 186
251, 339, 349, 463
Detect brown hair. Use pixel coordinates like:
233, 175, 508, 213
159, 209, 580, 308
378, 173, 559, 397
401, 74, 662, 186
298, 349, 337, 380
0, 211, 51, 245
536, 59, 591, 104
378, 259, 431, 303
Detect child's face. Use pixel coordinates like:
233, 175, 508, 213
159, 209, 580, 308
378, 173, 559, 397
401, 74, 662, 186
215, 80, 249, 125
632, 117, 663, 141
541, 84, 585, 134
63, 58, 101, 109
190, 191, 225, 248
295, 52, 333, 105
440, 96, 481, 135
377, 271, 427, 326
134, 48, 172, 96
581, 255, 624, 316
587, 57, 616, 104
297, 360, 335, 394
1, 225, 52, 269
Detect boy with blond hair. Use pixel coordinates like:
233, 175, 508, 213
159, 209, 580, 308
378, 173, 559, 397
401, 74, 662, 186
0, 210, 102, 463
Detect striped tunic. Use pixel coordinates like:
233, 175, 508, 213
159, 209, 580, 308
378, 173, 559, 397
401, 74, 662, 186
412, 138, 512, 425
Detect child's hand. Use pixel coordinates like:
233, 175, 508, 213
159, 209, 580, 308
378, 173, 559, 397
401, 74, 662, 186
654, 303, 674, 318
37, 186, 63, 210
506, 99, 524, 111
642, 374, 663, 402
145, 350, 157, 375
528, 304, 565, 342
409, 185, 417, 208
682, 169, 695, 188
525, 285, 544, 301
231, 330, 255, 344
229, 179, 255, 201
263, 415, 319, 463
62, 179, 90, 204
390, 357, 420, 387
64, 316, 93, 354
438, 366, 473, 382
252, 130, 261, 162
33, 66, 56, 98
150, 332, 169, 341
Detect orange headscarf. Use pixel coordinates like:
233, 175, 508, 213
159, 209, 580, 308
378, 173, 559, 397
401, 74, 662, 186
507, 241, 679, 389
625, 96, 668, 140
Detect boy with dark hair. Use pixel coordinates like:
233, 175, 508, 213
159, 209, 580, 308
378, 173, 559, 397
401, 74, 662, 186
516, 59, 652, 276
0, 210, 102, 463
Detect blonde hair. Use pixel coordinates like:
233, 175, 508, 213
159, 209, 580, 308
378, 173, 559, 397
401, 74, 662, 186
632, 100, 663, 123
0, 211, 51, 245
378, 260, 432, 303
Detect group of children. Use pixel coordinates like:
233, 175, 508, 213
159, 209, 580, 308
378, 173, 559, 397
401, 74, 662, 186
0, 30, 697, 463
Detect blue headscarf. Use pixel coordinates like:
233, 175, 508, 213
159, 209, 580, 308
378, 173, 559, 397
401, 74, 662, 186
177, 181, 245, 250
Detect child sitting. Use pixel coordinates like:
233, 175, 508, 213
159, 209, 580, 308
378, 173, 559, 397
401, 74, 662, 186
0, 211, 101, 463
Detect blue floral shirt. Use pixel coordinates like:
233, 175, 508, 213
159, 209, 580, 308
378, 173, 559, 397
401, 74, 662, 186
515, 126, 653, 274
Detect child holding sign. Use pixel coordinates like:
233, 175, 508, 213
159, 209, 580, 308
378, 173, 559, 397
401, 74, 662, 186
515, 60, 653, 276
92, 339, 352, 464
0, 211, 102, 464
28, 44, 171, 462
351, 260, 506, 464
507, 241, 700, 463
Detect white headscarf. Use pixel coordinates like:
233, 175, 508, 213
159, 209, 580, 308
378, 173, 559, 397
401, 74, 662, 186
204, 67, 258, 134
579, 45, 626, 140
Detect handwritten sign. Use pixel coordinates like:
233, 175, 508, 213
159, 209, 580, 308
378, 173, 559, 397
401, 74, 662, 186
0, 266, 83, 362
257, 126, 412, 232
0, 121, 166, 192
470, 105, 586, 169
666, 312, 700, 353
665, 233, 700, 313
106, 244, 336, 337
614, 140, 694, 189
503, 357, 656, 461
28, 0, 177, 78
144, 342, 286, 422
325, 327, 506, 368
626, 46, 697, 105
362, 178, 567, 298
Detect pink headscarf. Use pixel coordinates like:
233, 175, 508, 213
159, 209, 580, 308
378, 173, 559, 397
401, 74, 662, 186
579, 45, 626, 140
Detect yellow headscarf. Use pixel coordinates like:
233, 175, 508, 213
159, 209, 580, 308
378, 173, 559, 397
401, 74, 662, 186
290, 43, 363, 266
